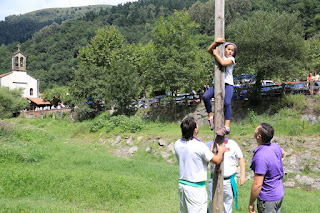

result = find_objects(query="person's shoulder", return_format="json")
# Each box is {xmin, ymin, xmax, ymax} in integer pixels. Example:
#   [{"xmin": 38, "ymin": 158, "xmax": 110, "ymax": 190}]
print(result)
[
  {"xmin": 270, "ymin": 142, "xmax": 283, "ymax": 151},
  {"xmin": 174, "ymin": 138, "xmax": 183, "ymax": 145},
  {"xmin": 270, "ymin": 142, "xmax": 281, "ymax": 148},
  {"xmin": 228, "ymin": 139, "xmax": 240, "ymax": 147},
  {"xmin": 228, "ymin": 139, "xmax": 237, "ymax": 144}
]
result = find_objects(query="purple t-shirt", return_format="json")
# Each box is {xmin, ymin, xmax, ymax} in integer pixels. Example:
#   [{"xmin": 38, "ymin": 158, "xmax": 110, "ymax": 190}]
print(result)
[{"xmin": 250, "ymin": 143, "xmax": 284, "ymax": 201}]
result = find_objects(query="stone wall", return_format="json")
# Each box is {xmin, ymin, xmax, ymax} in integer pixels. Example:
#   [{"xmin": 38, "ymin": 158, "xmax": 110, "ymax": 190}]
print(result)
[{"xmin": 20, "ymin": 108, "xmax": 71, "ymax": 119}]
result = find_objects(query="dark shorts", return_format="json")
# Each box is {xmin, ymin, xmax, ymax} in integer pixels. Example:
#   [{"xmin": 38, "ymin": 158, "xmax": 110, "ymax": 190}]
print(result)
[{"xmin": 257, "ymin": 197, "xmax": 283, "ymax": 213}]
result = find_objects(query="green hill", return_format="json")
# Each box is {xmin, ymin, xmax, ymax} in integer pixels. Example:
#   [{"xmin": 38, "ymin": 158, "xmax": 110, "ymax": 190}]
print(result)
[
  {"xmin": 6, "ymin": 5, "xmax": 112, "ymax": 23},
  {"xmin": 0, "ymin": 5, "xmax": 112, "ymax": 45}
]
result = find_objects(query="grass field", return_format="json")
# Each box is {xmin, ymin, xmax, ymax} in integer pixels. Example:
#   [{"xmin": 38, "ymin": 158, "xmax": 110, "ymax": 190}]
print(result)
[{"xmin": 0, "ymin": 107, "xmax": 319, "ymax": 212}]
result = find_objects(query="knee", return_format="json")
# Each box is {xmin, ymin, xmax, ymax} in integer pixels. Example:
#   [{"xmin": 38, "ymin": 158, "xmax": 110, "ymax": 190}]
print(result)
[
  {"xmin": 202, "ymin": 93, "xmax": 211, "ymax": 102},
  {"xmin": 224, "ymin": 97, "xmax": 232, "ymax": 107}
]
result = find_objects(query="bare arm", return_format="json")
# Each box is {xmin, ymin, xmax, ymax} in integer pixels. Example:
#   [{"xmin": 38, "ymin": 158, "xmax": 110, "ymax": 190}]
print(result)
[
  {"xmin": 210, "ymin": 143, "xmax": 226, "ymax": 164},
  {"xmin": 239, "ymin": 157, "xmax": 246, "ymax": 186},
  {"xmin": 213, "ymin": 49, "xmax": 234, "ymax": 67},
  {"xmin": 207, "ymin": 36, "xmax": 225, "ymax": 55},
  {"xmin": 249, "ymin": 173, "xmax": 264, "ymax": 213},
  {"xmin": 281, "ymin": 149, "xmax": 286, "ymax": 161}
]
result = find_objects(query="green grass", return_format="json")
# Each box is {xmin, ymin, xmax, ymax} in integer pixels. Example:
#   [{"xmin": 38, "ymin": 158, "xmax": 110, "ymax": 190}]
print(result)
[
  {"xmin": 1, "ymin": 97, "xmax": 319, "ymax": 213},
  {"xmin": 0, "ymin": 118, "xmax": 180, "ymax": 212}
]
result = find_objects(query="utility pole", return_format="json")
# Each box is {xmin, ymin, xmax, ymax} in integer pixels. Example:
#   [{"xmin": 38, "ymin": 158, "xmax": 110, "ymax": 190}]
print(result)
[{"xmin": 212, "ymin": 0, "xmax": 225, "ymax": 212}]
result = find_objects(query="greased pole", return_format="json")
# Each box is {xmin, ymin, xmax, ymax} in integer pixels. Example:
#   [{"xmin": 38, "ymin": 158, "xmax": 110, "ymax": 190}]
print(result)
[{"xmin": 212, "ymin": 0, "xmax": 225, "ymax": 212}]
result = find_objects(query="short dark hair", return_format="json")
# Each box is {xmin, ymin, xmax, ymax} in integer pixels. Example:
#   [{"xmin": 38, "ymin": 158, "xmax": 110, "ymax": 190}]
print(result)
[
  {"xmin": 258, "ymin": 123, "xmax": 274, "ymax": 144},
  {"xmin": 181, "ymin": 117, "xmax": 196, "ymax": 140}
]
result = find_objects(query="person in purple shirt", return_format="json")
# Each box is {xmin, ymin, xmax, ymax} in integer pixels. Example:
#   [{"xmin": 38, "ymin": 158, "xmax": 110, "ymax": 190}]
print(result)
[{"xmin": 249, "ymin": 123, "xmax": 286, "ymax": 213}]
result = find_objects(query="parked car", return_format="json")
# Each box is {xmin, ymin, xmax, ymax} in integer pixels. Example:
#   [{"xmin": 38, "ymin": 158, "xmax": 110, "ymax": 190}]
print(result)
[
  {"xmin": 187, "ymin": 94, "xmax": 201, "ymax": 105},
  {"xmin": 261, "ymin": 83, "xmax": 282, "ymax": 97},
  {"xmin": 148, "ymin": 99, "xmax": 158, "ymax": 108},
  {"xmin": 232, "ymin": 85, "xmax": 247, "ymax": 100},
  {"xmin": 175, "ymin": 93, "xmax": 189, "ymax": 105},
  {"xmin": 261, "ymin": 80, "xmax": 275, "ymax": 85},
  {"xmin": 285, "ymin": 83, "xmax": 309, "ymax": 95},
  {"xmin": 233, "ymin": 74, "xmax": 257, "ymax": 86}
]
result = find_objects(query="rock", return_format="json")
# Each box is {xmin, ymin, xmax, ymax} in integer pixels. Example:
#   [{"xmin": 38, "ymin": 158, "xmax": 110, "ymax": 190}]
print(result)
[
  {"xmin": 301, "ymin": 114, "xmax": 318, "ymax": 125},
  {"xmin": 283, "ymin": 181, "xmax": 296, "ymax": 188},
  {"xmin": 99, "ymin": 138, "xmax": 105, "ymax": 144},
  {"xmin": 137, "ymin": 136, "xmax": 144, "ymax": 141},
  {"xmin": 295, "ymin": 175, "xmax": 315, "ymax": 186},
  {"xmin": 167, "ymin": 142, "xmax": 175, "ymax": 153},
  {"xmin": 146, "ymin": 146, "xmax": 152, "ymax": 153},
  {"xmin": 112, "ymin": 136, "xmax": 122, "ymax": 146},
  {"xmin": 99, "ymin": 133, "xmax": 103, "ymax": 137},
  {"xmin": 126, "ymin": 137, "xmax": 133, "ymax": 146},
  {"xmin": 128, "ymin": 146, "xmax": 138, "ymax": 156},
  {"xmin": 158, "ymin": 139, "xmax": 167, "ymax": 147},
  {"xmin": 116, "ymin": 136, "xmax": 121, "ymax": 143},
  {"xmin": 160, "ymin": 151, "xmax": 170, "ymax": 159},
  {"xmin": 285, "ymin": 154, "xmax": 303, "ymax": 173},
  {"xmin": 246, "ymin": 173, "xmax": 253, "ymax": 180},
  {"xmin": 314, "ymin": 178, "xmax": 320, "ymax": 190}
]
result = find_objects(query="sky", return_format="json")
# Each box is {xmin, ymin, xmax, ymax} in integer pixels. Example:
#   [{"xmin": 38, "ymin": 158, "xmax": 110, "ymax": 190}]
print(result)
[{"xmin": 0, "ymin": 0, "xmax": 139, "ymax": 21}]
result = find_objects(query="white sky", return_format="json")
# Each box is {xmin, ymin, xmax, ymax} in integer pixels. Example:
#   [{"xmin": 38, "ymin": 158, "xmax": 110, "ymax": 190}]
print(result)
[{"xmin": 0, "ymin": 0, "xmax": 139, "ymax": 21}]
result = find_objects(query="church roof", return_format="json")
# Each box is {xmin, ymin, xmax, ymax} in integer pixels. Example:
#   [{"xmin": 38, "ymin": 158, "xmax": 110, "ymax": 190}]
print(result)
[
  {"xmin": 12, "ymin": 50, "xmax": 27, "ymax": 57},
  {"xmin": 0, "ymin": 72, "xmax": 13, "ymax": 78},
  {"xmin": 11, "ymin": 44, "xmax": 27, "ymax": 57},
  {"xmin": 27, "ymin": 97, "xmax": 51, "ymax": 105}
]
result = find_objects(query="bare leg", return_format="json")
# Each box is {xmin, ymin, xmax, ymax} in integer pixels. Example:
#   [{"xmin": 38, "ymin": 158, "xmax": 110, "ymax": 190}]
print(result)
[{"xmin": 225, "ymin": 120, "xmax": 230, "ymax": 128}]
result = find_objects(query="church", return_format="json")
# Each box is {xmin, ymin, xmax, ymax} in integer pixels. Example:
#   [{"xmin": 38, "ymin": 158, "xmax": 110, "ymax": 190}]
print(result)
[{"xmin": 0, "ymin": 45, "xmax": 51, "ymax": 109}]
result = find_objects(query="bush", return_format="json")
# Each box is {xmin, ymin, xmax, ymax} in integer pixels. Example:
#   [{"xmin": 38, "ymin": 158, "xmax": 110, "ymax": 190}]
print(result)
[
  {"xmin": 74, "ymin": 102, "xmax": 97, "ymax": 121},
  {"xmin": 0, "ymin": 87, "xmax": 29, "ymax": 119},
  {"xmin": 89, "ymin": 114, "xmax": 145, "ymax": 133},
  {"xmin": 270, "ymin": 94, "xmax": 306, "ymax": 114},
  {"xmin": 90, "ymin": 120, "xmax": 105, "ymax": 132}
]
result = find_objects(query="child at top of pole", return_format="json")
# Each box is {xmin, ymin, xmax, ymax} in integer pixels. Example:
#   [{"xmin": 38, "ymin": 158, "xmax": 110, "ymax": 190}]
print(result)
[{"xmin": 203, "ymin": 36, "xmax": 237, "ymax": 136}]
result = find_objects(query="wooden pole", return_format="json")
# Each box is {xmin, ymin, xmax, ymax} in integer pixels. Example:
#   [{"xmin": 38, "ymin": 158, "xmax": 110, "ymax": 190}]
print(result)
[{"xmin": 212, "ymin": 0, "xmax": 225, "ymax": 213}]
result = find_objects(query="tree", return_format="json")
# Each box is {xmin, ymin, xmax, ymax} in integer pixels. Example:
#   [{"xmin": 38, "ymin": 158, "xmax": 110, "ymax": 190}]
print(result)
[
  {"xmin": 305, "ymin": 35, "xmax": 320, "ymax": 74},
  {"xmin": 189, "ymin": 0, "xmax": 252, "ymax": 35},
  {"xmin": 226, "ymin": 10, "xmax": 306, "ymax": 85},
  {"xmin": 0, "ymin": 44, "xmax": 11, "ymax": 73},
  {"xmin": 150, "ymin": 11, "xmax": 206, "ymax": 96},
  {"xmin": 0, "ymin": 87, "xmax": 29, "ymax": 119},
  {"xmin": 42, "ymin": 86, "xmax": 69, "ymax": 106},
  {"xmin": 72, "ymin": 26, "xmax": 141, "ymax": 118}
]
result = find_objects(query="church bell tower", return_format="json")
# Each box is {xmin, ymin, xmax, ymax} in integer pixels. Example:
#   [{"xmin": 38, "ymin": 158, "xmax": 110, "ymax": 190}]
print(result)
[{"xmin": 11, "ymin": 44, "xmax": 27, "ymax": 71}]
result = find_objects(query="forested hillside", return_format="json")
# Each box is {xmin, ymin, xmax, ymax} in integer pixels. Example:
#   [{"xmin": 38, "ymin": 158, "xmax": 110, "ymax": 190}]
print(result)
[
  {"xmin": 0, "ymin": 0, "xmax": 319, "ymax": 117},
  {"xmin": 0, "ymin": 0, "xmax": 206, "ymax": 90},
  {"xmin": 0, "ymin": 5, "xmax": 112, "ymax": 45}
]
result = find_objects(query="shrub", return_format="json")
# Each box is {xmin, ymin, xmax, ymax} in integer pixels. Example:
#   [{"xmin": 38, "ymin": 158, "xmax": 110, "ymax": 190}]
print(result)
[
  {"xmin": 74, "ymin": 102, "xmax": 97, "ymax": 121},
  {"xmin": 89, "ymin": 114, "xmax": 145, "ymax": 133},
  {"xmin": 105, "ymin": 120, "xmax": 116, "ymax": 133},
  {"xmin": 90, "ymin": 120, "xmax": 105, "ymax": 132},
  {"xmin": 270, "ymin": 94, "xmax": 306, "ymax": 114},
  {"xmin": 0, "ymin": 87, "xmax": 29, "ymax": 119}
]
